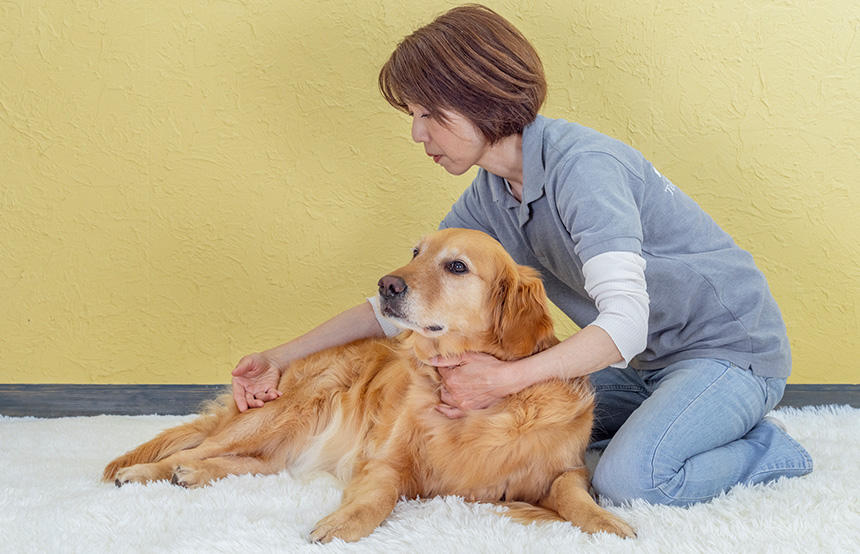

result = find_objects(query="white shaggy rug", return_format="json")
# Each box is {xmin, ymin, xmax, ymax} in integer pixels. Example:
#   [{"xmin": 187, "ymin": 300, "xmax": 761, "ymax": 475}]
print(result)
[{"xmin": 1, "ymin": 405, "xmax": 858, "ymax": 553}]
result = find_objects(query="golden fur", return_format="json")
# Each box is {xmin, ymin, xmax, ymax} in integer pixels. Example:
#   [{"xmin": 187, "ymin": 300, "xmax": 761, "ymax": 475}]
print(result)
[{"xmin": 103, "ymin": 228, "xmax": 634, "ymax": 541}]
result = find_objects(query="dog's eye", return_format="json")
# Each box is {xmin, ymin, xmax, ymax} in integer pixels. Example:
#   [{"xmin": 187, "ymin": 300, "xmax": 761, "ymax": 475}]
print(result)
[
  {"xmin": 412, "ymin": 247, "xmax": 419, "ymax": 258},
  {"xmin": 446, "ymin": 260, "xmax": 468, "ymax": 274}
]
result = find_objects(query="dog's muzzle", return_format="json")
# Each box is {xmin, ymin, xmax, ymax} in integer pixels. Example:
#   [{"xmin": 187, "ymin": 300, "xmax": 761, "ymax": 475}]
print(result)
[{"xmin": 378, "ymin": 274, "xmax": 407, "ymax": 318}]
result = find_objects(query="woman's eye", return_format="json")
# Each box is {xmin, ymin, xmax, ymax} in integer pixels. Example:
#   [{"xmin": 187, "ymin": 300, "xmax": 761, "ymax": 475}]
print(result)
[
  {"xmin": 446, "ymin": 260, "xmax": 468, "ymax": 274},
  {"xmin": 412, "ymin": 247, "xmax": 419, "ymax": 258}
]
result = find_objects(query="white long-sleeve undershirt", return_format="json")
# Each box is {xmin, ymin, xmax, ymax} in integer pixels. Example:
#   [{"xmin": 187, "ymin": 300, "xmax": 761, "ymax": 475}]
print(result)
[{"xmin": 582, "ymin": 250, "xmax": 650, "ymax": 367}]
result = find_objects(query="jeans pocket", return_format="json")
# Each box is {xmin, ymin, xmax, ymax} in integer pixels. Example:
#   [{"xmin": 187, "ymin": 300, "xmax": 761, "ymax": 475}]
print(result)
[{"xmin": 724, "ymin": 361, "xmax": 769, "ymax": 408}]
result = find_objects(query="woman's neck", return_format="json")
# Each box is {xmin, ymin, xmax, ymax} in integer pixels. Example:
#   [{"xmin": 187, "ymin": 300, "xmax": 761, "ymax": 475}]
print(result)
[{"xmin": 477, "ymin": 133, "xmax": 524, "ymax": 201}]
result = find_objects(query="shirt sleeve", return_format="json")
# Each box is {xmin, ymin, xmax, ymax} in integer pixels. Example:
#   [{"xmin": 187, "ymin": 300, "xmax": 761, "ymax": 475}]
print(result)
[
  {"xmin": 555, "ymin": 153, "xmax": 644, "ymax": 263},
  {"xmin": 582, "ymin": 251, "xmax": 650, "ymax": 367},
  {"xmin": 438, "ymin": 177, "xmax": 494, "ymax": 235},
  {"xmin": 366, "ymin": 295, "xmax": 402, "ymax": 337}
]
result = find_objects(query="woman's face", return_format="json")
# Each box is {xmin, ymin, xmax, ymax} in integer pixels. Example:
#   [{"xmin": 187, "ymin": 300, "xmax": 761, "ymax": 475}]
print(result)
[{"xmin": 407, "ymin": 103, "xmax": 488, "ymax": 176}]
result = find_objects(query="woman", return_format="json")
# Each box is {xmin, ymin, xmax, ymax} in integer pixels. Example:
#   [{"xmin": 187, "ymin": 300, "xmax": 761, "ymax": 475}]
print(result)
[{"xmin": 231, "ymin": 5, "xmax": 812, "ymax": 506}]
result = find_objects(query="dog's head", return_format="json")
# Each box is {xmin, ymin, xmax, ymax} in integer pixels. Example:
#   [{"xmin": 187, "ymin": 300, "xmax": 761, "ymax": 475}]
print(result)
[{"xmin": 377, "ymin": 228, "xmax": 557, "ymax": 362}]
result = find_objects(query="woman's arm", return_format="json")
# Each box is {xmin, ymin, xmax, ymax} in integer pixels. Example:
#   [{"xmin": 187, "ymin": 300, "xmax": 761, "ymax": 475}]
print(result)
[
  {"xmin": 435, "ymin": 324, "xmax": 622, "ymax": 418},
  {"xmin": 232, "ymin": 301, "xmax": 386, "ymax": 411},
  {"xmin": 436, "ymin": 248, "xmax": 648, "ymax": 418},
  {"xmin": 265, "ymin": 301, "xmax": 386, "ymax": 367}
]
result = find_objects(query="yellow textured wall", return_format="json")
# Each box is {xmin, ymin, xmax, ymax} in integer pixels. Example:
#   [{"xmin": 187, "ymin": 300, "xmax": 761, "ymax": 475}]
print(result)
[{"xmin": 1, "ymin": 1, "xmax": 857, "ymax": 384}]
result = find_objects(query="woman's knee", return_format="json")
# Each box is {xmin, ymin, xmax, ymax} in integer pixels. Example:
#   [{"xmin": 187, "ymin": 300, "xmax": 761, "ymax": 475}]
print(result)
[{"xmin": 591, "ymin": 450, "xmax": 668, "ymax": 506}]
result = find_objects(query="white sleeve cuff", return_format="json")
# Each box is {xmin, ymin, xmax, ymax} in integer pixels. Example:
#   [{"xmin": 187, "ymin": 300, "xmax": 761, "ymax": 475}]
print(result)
[
  {"xmin": 582, "ymin": 251, "xmax": 650, "ymax": 368},
  {"xmin": 366, "ymin": 295, "xmax": 402, "ymax": 338}
]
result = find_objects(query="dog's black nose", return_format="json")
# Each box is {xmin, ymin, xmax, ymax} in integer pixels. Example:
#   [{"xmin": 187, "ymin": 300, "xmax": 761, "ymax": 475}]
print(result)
[{"xmin": 378, "ymin": 275, "xmax": 407, "ymax": 298}]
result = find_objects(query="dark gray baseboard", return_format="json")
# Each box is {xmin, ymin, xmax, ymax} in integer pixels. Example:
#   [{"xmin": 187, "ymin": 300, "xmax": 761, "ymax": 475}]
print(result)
[
  {"xmin": 0, "ymin": 384, "xmax": 858, "ymax": 418},
  {"xmin": 0, "ymin": 384, "xmax": 228, "ymax": 417},
  {"xmin": 772, "ymin": 384, "xmax": 860, "ymax": 409}
]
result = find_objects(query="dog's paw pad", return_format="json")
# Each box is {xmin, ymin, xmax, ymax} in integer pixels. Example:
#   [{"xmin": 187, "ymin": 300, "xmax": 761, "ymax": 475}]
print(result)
[
  {"xmin": 589, "ymin": 512, "xmax": 636, "ymax": 539},
  {"xmin": 170, "ymin": 466, "xmax": 189, "ymax": 487},
  {"xmin": 170, "ymin": 465, "xmax": 207, "ymax": 488},
  {"xmin": 310, "ymin": 511, "xmax": 375, "ymax": 543},
  {"xmin": 114, "ymin": 466, "xmax": 142, "ymax": 486}
]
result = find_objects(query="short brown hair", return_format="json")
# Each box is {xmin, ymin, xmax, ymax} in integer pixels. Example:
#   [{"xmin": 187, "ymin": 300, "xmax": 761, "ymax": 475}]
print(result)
[{"xmin": 379, "ymin": 4, "xmax": 546, "ymax": 144}]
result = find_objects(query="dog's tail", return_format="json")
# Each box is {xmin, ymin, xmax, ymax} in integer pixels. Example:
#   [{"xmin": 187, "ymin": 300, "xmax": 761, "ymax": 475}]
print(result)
[
  {"xmin": 493, "ymin": 501, "xmax": 566, "ymax": 524},
  {"xmin": 102, "ymin": 392, "xmax": 236, "ymax": 482}
]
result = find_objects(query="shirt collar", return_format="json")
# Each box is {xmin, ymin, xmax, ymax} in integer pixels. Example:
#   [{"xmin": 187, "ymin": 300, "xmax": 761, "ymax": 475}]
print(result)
[
  {"xmin": 487, "ymin": 115, "xmax": 548, "ymax": 224},
  {"xmin": 489, "ymin": 174, "xmax": 520, "ymax": 208},
  {"xmin": 521, "ymin": 115, "xmax": 547, "ymax": 203}
]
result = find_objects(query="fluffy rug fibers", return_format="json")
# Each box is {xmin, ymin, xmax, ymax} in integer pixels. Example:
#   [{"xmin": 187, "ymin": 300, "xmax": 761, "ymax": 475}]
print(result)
[{"xmin": 1, "ymin": 405, "xmax": 858, "ymax": 553}]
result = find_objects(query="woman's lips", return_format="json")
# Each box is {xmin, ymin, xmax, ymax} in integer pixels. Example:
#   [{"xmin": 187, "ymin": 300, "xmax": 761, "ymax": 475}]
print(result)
[{"xmin": 432, "ymin": 155, "xmax": 441, "ymax": 163}]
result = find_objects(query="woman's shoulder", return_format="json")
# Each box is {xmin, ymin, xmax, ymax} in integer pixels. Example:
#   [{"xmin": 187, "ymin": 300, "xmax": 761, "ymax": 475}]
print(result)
[
  {"xmin": 533, "ymin": 115, "xmax": 648, "ymax": 182},
  {"xmin": 536, "ymin": 114, "xmax": 624, "ymax": 153}
]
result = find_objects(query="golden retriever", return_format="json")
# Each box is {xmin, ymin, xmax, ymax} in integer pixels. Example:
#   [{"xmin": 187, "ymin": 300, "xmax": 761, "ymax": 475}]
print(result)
[{"xmin": 103, "ymin": 228, "xmax": 635, "ymax": 541}]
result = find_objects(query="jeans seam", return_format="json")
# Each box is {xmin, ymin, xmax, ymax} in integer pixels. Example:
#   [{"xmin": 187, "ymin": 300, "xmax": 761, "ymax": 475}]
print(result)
[
  {"xmin": 748, "ymin": 464, "xmax": 812, "ymax": 481},
  {"xmin": 592, "ymin": 384, "xmax": 646, "ymax": 393},
  {"xmin": 748, "ymin": 427, "xmax": 814, "ymax": 478},
  {"xmin": 748, "ymin": 436, "xmax": 814, "ymax": 481},
  {"xmin": 649, "ymin": 364, "xmax": 733, "ymax": 496},
  {"xmin": 763, "ymin": 376, "xmax": 787, "ymax": 412}
]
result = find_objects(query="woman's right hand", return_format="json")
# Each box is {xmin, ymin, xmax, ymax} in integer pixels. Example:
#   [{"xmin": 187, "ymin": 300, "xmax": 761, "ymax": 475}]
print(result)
[
  {"xmin": 231, "ymin": 352, "xmax": 284, "ymax": 412},
  {"xmin": 230, "ymin": 302, "xmax": 384, "ymax": 412}
]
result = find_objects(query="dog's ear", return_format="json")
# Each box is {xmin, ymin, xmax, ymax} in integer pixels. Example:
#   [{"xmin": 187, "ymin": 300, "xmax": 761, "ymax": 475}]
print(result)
[{"xmin": 489, "ymin": 263, "xmax": 557, "ymax": 359}]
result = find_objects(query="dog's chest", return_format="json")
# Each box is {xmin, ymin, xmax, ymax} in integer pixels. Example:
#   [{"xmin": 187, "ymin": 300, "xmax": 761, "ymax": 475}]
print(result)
[
  {"xmin": 411, "ymin": 407, "xmax": 557, "ymax": 503},
  {"xmin": 404, "ymin": 378, "xmax": 593, "ymax": 503}
]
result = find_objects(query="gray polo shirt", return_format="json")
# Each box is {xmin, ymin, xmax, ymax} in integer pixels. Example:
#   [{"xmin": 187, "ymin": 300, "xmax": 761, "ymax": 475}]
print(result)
[{"xmin": 439, "ymin": 115, "xmax": 791, "ymax": 378}]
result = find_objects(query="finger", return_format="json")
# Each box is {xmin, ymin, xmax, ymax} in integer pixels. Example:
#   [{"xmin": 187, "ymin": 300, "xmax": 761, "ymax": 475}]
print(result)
[
  {"xmin": 260, "ymin": 388, "xmax": 281, "ymax": 401},
  {"xmin": 232, "ymin": 381, "xmax": 249, "ymax": 412},
  {"xmin": 431, "ymin": 355, "xmax": 465, "ymax": 368},
  {"xmin": 439, "ymin": 387, "xmax": 457, "ymax": 407},
  {"xmin": 231, "ymin": 361, "xmax": 251, "ymax": 376},
  {"xmin": 435, "ymin": 404, "xmax": 466, "ymax": 419},
  {"xmin": 437, "ymin": 365, "xmax": 460, "ymax": 379},
  {"xmin": 245, "ymin": 391, "xmax": 263, "ymax": 409}
]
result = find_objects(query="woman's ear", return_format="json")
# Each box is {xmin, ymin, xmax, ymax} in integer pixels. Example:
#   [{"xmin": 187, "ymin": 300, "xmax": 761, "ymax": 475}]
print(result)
[{"xmin": 490, "ymin": 263, "xmax": 556, "ymax": 359}]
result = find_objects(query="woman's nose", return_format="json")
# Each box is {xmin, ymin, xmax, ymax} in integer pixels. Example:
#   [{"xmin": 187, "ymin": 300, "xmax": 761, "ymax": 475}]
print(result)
[{"xmin": 411, "ymin": 118, "xmax": 428, "ymax": 143}]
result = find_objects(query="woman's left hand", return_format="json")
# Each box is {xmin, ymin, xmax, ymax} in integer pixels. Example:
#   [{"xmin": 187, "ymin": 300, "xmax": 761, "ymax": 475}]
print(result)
[{"xmin": 432, "ymin": 352, "xmax": 524, "ymax": 419}]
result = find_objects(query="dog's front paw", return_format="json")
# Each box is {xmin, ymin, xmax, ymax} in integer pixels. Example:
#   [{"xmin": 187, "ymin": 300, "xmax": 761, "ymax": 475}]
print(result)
[
  {"xmin": 170, "ymin": 465, "xmax": 209, "ymax": 488},
  {"xmin": 103, "ymin": 460, "xmax": 124, "ymax": 482},
  {"xmin": 310, "ymin": 509, "xmax": 377, "ymax": 543},
  {"xmin": 114, "ymin": 463, "xmax": 164, "ymax": 487},
  {"xmin": 104, "ymin": 453, "xmax": 140, "ymax": 482},
  {"xmin": 583, "ymin": 510, "xmax": 636, "ymax": 539}
]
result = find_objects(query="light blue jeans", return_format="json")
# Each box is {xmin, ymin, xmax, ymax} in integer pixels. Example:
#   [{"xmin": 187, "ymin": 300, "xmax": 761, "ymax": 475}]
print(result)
[{"xmin": 589, "ymin": 358, "xmax": 813, "ymax": 506}]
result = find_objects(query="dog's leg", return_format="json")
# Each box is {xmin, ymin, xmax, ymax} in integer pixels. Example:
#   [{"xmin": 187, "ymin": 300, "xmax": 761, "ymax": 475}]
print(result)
[
  {"xmin": 112, "ymin": 446, "xmax": 221, "ymax": 486},
  {"xmin": 114, "ymin": 399, "xmax": 315, "ymax": 487},
  {"xmin": 112, "ymin": 460, "xmax": 175, "ymax": 485},
  {"xmin": 103, "ymin": 418, "xmax": 217, "ymax": 481},
  {"xmin": 169, "ymin": 455, "xmax": 280, "ymax": 488},
  {"xmin": 103, "ymin": 397, "xmax": 238, "ymax": 482},
  {"xmin": 538, "ymin": 467, "xmax": 635, "ymax": 538},
  {"xmin": 309, "ymin": 460, "xmax": 401, "ymax": 543},
  {"xmin": 113, "ymin": 435, "xmax": 260, "ymax": 486}
]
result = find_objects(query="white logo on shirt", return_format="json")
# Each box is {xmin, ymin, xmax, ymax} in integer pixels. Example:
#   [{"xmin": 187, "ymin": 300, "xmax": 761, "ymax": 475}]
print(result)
[{"xmin": 652, "ymin": 166, "xmax": 677, "ymax": 196}]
